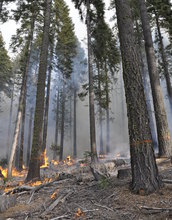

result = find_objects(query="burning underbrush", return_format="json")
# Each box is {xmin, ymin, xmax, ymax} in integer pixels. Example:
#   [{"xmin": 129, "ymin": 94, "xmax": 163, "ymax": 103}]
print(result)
[
  {"xmin": 0, "ymin": 153, "xmax": 129, "ymax": 194},
  {"xmin": 2, "ymin": 154, "xmax": 172, "ymax": 219}
]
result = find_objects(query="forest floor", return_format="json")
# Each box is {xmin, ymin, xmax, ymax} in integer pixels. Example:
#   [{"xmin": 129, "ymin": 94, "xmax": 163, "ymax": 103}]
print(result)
[{"xmin": 0, "ymin": 157, "xmax": 172, "ymax": 220}]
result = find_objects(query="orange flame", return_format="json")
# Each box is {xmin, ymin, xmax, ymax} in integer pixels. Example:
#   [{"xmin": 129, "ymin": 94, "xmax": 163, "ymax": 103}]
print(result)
[
  {"xmin": 40, "ymin": 150, "xmax": 49, "ymax": 168},
  {"xmin": 12, "ymin": 168, "xmax": 25, "ymax": 177},
  {"xmin": 51, "ymin": 160, "xmax": 59, "ymax": 166},
  {"xmin": 0, "ymin": 167, "xmax": 25, "ymax": 178},
  {"xmin": 75, "ymin": 208, "xmax": 85, "ymax": 218},
  {"xmin": 51, "ymin": 190, "xmax": 58, "ymax": 199},
  {"xmin": 0, "ymin": 166, "xmax": 7, "ymax": 178},
  {"xmin": 30, "ymin": 181, "xmax": 42, "ymax": 187},
  {"xmin": 66, "ymin": 155, "xmax": 73, "ymax": 166}
]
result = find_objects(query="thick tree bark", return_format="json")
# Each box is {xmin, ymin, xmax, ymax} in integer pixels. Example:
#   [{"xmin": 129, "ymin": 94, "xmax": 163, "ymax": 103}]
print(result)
[
  {"xmin": 25, "ymin": 0, "xmax": 52, "ymax": 182},
  {"xmin": 73, "ymin": 88, "xmax": 77, "ymax": 159},
  {"xmin": 138, "ymin": 0, "xmax": 171, "ymax": 157},
  {"xmin": 59, "ymin": 80, "xmax": 65, "ymax": 161},
  {"xmin": 135, "ymin": 20, "xmax": 158, "ymax": 150},
  {"xmin": 115, "ymin": 0, "xmax": 161, "ymax": 194},
  {"xmin": 54, "ymin": 89, "xmax": 60, "ymax": 160},
  {"xmin": 41, "ymin": 45, "xmax": 53, "ymax": 164},
  {"xmin": 86, "ymin": 0, "xmax": 98, "ymax": 162},
  {"xmin": 26, "ymin": 107, "xmax": 33, "ymax": 167}
]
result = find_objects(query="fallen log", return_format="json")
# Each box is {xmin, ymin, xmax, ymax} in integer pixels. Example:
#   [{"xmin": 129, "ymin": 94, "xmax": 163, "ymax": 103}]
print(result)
[
  {"xmin": 140, "ymin": 205, "xmax": 172, "ymax": 215},
  {"xmin": 5, "ymin": 185, "xmax": 34, "ymax": 195},
  {"xmin": 162, "ymin": 179, "xmax": 172, "ymax": 184},
  {"xmin": 5, "ymin": 173, "xmax": 73, "ymax": 196},
  {"xmin": 41, "ymin": 191, "xmax": 73, "ymax": 216},
  {"xmin": 0, "ymin": 195, "xmax": 16, "ymax": 213}
]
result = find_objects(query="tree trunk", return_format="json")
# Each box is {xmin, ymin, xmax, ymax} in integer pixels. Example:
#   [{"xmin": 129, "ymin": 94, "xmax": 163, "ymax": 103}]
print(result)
[
  {"xmin": 105, "ymin": 63, "xmax": 110, "ymax": 154},
  {"xmin": 73, "ymin": 88, "xmax": 77, "ymax": 158},
  {"xmin": 69, "ymin": 93, "xmax": 72, "ymax": 143},
  {"xmin": 6, "ymin": 83, "xmax": 14, "ymax": 161},
  {"xmin": 41, "ymin": 45, "xmax": 53, "ymax": 164},
  {"xmin": 7, "ymin": 5, "xmax": 36, "ymax": 178},
  {"xmin": 138, "ymin": 0, "xmax": 171, "ymax": 157},
  {"xmin": 115, "ymin": 0, "xmax": 161, "ymax": 194},
  {"xmin": 59, "ymin": 80, "xmax": 65, "ymax": 161},
  {"xmin": 19, "ymin": 11, "xmax": 36, "ymax": 171},
  {"xmin": 25, "ymin": 0, "xmax": 52, "ymax": 182},
  {"xmin": 7, "ymin": 78, "xmax": 26, "ymax": 178},
  {"xmin": 97, "ymin": 63, "xmax": 104, "ymax": 155},
  {"xmin": 18, "ymin": 97, "xmax": 26, "ymax": 170},
  {"xmin": 154, "ymin": 9, "xmax": 172, "ymax": 99},
  {"xmin": 26, "ymin": 107, "xmax": 33, "ymax": 167},
  {"xmin": 0, "ymin": 1, "xmax": 3, "ymax": 13},
  {"xmin": 86, "ymin": 0, "xmax": 97, "ymax": 162},
  {"xmin": 54, "ymin": 89, "xmax": 60, "ymax": 160},
  {"xmin": 135, "ymin": 20, "xmax": 158, "ymax": 150}
]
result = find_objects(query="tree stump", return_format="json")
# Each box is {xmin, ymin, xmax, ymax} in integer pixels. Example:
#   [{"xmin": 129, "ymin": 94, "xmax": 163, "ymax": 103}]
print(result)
[
  {"xmin": 117, "ymin": 168, "xmax": 131, "ymax": 179},
  {"xmin": 0, "ymin": 195, "xmax": 16, "ymax": 213},
  {"xmin": 114, "ymin": 159, "xmax": 126, "ymax": 167}
]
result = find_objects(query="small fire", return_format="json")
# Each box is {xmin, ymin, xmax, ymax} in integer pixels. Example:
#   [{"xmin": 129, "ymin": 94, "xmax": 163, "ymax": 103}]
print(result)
[
  {"xmin": 51, "ymin": 190, "xmax": 58, "ymax": 199},
  {"xmin": 66, "ymin": 155, "xmax": 74, "ymax": 166},
  {"xmin": 12, "ymin": 168, "xmax": 25, "ymax": 177},
  {"xmin": 29, "ymin": 181, "xmax": 42, "ymax": 187},
  {"xmin": 51, "ymin": 160, "xmax": 59, "ymax": 166},
  {"xmin": 40, "ymin": 150, "xmax": 49, "ymax": 168},
  {"xmin": 4, "ymin": 186, "xmax": 14, "ymax": 193},
  {"xmin": 0, "ymin": 166, "xmax": 7, "ymax": 178},
  {"xmin": 75, "ymin": 208, "xmax": 85, "ymax": 218},
  {"xmin": 22, "ymin": 164, "xmax": 26, "ymax": 170},
  {"xmin": 0, "ymin": 167, "xmax": 25, "ymax": 178}
]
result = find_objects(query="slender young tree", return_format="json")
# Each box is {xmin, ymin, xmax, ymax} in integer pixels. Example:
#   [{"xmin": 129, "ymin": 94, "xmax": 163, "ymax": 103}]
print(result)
[
  {"xmin": 72, "ymin": 41, "xmax": 87, "ymax": 158},
  {"xmin": 59, "ymin": 79, "xmax": 66, "ymax": 161},
  {"xmin": 26, "ymin": 107, "xmax": 33, "ymax": 167},
  {"xmin": 41, "ymin": 45, "xmax": 54, "ymax": 164},
  {"xmin": 115, "ymin": 0, "xmax": 161, "ymax": 194},
  {"xmin": 25, "ymin": 0, "xmax": 52, "ymax": 182},
  {"xmin": 55, "ymin": 0, "xmax": 76, "ymax": 161},
  {"xmin": 72, "ymin": 0, "xmax": 105, "ymax": 161},
  {"xmin": 54, "ymin": 88, "xmax": 60, "ymax": 160},
  {"xmin": 8, "ymin": 1, "xmax": 37, "ymax": 176},
  {"xmin": 91, "ymin": 15, "xmax": 120, "ymax": 155},
  {"xmin": 86, "ymin": 0, "xmax": 97, "ymax": 161},
  {"xmin": 138, "ymin": 0, "xmax": 172, "ymax": 157},
  {"xmin": 153, "ymin": 8, "xmax": 172, "ymax": 99}
]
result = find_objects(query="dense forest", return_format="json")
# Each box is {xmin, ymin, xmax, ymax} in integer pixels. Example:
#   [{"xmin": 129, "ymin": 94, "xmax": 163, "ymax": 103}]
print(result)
[{"xmin": 1, "ymin": 0, "xmax": 172, "ymax": 219}]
